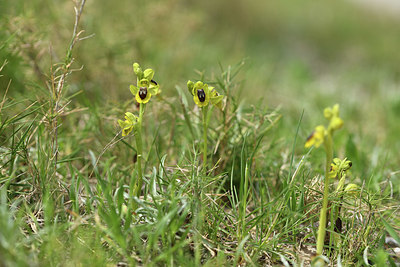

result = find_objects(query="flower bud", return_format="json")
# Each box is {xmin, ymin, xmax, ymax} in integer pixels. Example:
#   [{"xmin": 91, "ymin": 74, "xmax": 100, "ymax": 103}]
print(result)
[
  {"xmin": 133, "ymin": 63, "xmax": 142, "ymax": 77},
  {"xmin": 344, "ymin": 183, "xmax": 359, "ymax": 196},
  {"xmin": 187, "ymin": 80, "xmax": 194, "ymax": 95}
]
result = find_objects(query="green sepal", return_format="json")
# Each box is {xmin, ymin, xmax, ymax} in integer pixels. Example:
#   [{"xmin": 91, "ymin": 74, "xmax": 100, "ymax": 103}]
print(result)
[
  {"xmin": 187, "ymin": 80, "xmax": 194, "ymax": 95},
  {"xmin": 211, "ymin": 94, "xmax": 224, "ymax": 109},
  {"xmin": 130, "ymin": 85, "xmax": 139, "ymax": 96},
  {"xmin": 148, "ymin": 84, "xmax": 159, "ymax": 95},
  {"xmin": 143, "ymin": 68, "xmax": 154, "ymax": 81},
  {"xmin": 125, "ymin": 112, "xmax": 137, "ymax": 123},
  {"xmin": 209, "ymin": 87, "xmax": 224, "ymax": 109},
  {"xmin": 118, "ymin": 119, "xmax": 127, "ymax": 129}
]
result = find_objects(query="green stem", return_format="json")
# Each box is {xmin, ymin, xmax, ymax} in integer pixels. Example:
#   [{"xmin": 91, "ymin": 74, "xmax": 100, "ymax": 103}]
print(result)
[
  {"xmin": 202, "ymin": 107, "xmax": 208, "ymax": 170},
  {"xmin": 316, "ymin": 133, "xmax": 333, "ymax": 255},
  {"xmin": 133, "ymin": 103, "xmax": 145, "ymax": 198}
]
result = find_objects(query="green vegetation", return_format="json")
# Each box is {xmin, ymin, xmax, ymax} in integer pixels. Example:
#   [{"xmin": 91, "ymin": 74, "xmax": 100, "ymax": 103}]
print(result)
[{"xmin": 1, "ymin": 0, "xmax": 400, "ymax": 265}]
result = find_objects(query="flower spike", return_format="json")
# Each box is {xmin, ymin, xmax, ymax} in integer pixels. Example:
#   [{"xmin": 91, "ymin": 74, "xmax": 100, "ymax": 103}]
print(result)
[
  {"xmin": 304, "ymin": 103, "xmax": 345, "ymax": 259},
  {"xmin": 130, "ymin": 63, "xmax": 160, "ymax": 104},
  {"xmin": 187, "ymin": 79, "xmax": 225, "ymax": 170},
  {"xmin": 324, "ymin": 104, "xmax": 343, "ymax": 131}
]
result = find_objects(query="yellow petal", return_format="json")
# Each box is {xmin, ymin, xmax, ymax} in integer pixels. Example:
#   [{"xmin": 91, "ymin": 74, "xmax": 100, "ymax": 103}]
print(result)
[
  {"xmin": 118, "ymin": 119, "xmax": 127, "ymax": 129},
  {"xmin": 328, "ymin": 170, "xmax": 337, "ymax": 179},
  {"xmin": 136, "ymin": 91, "xmax": 152, "ymax": 104},
  {"xmin": 332, "ymin": 104, "xmax": 340, "ymax": 117},
  {"xmin": 122, "ymin": 125, "xmax": 134, "ymax": 136},
  {"xmin": 305, "ymin": 125, "xmax": 326, "ymax": 148},
  {"xmin": 329, "ymin": 116, "xmax": 344, "ymax": 131},
  {"xmin": 324, "ymin": 107, "xmax": 333, "ymax": 120}
]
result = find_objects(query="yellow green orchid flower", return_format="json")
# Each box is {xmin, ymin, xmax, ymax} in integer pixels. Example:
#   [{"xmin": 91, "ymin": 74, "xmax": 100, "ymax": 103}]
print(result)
[
  {"xmin": 118, "ymin": 112, "xmax": 138, "ymax": 136},
  {"xmin": 329, "ymin": 157, "xmax": 353, "ymax": 192},
  {"xmin": 304, "ymin": 104, "xmax": 343, "ymax": 149},
  {"xmin": 305, "ymin": 125, "xmax": 326, "ymax": 148},
  {"xmin": 329, "ymin": 157, "xmax": 352, "ymax": 179},
  {"xmin": 130, "ymin": 63, "xmax": 160, "ymax": 104},
  {"xmin": 324, "ymin": 104, "xmax": 344, "ymax": 131},
  {"xmin": 187, "ymin": 80, "xmax": 224, "ymax": 109}
]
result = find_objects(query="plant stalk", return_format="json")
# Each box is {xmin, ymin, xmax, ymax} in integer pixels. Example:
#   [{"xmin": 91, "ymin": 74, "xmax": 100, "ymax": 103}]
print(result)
[
  {"xmin": 133, "ymin": 103, "xmax": 145, "ymax": 197},
  {"xmin": 316, "ymin": 133, "xmax": 333, "ymax": 255},
  {"xmin": 202, "ymin": 107, "xmax": 208, "ymax": 170}
]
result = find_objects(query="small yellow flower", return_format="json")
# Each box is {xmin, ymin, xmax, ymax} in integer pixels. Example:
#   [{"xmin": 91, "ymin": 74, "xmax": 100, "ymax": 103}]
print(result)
[
  {"xmin": 330, "ymin": 157, "xmax": 352, "ymax": 178},
  {"xmin": 118, "ymin": 112, "xmax": 138, "ymax": 136},
  {"xmin": 333, "ymin": 157, "xmax": 352, "ymax": 172},
  {"xmin": 323, "ymin": 104, "xmax": 339, "ymax": 120},
  {"xmin": 187, "ymin": 80, "xmax": 224, "ymax": 108},
  {"xmin": 324, "ymin": 104, "xmax": 343, "ymax": 131},
  {"xmin": 329, "ymin": 158, "xmax": 340, "ymax": 178},
  {"xmin": 330, "ymin": 157, "xmax": 353, "ymax": 192},
  {"xmin": 329, "ymin": 116, "xmax": 344, "ymax": 131},
  {"xmin": 130, "ymin": 63, "xmax": 160, "ymax": 104},
  {"xmin": 305, "ymin": 104, "xmax": 344, "ymax": 149},
  {"xmin": 305, "ymin": 125, "xmax": 326, "ymax": 148}
]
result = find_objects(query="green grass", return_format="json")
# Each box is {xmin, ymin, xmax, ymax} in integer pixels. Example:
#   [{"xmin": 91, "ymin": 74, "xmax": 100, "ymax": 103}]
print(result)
[{"xmin": 1, "ymin": 0, "xmax": 400, "ymax": 265}]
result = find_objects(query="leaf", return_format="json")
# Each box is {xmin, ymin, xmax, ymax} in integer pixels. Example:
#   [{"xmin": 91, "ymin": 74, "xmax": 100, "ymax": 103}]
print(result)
[
  {"xmin": 382, "ymin": 217, "xmax": 400, "ymax": 245},
  {"xmin": 363, "ymin": 246, "xmax": 370, "ymax": 266}
]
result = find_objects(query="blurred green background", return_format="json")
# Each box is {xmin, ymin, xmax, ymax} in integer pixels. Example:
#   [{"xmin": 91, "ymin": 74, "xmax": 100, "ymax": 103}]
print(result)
[{"xmin": 1, "ymin": 0, "xmax": 400, "ymax": 181}]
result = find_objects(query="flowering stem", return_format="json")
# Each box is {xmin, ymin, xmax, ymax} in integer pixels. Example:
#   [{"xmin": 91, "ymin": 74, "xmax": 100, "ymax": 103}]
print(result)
[
  {"xmin": 316, "ymin": 133, "xmax": 333, "ymax": 255},
  {"xmin": 202, "ymin": 107, "xmax": 208, "ymax": 170},
  {"xmin": 133, "ymin": 103, "xmax": 145, "ymax": 198}
]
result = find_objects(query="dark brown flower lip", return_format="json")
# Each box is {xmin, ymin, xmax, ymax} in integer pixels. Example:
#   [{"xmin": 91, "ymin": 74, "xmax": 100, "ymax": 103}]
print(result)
[
  {"xmin": 197, "ymin": 89, "xmax": 206, "ymax": 102},
  {"xmin": 139, "ymin": 87, "xmax": 148, "ymax": 100},
  {"xmin": 306, "ymin": 131, "xmax": 315, "ymax": 142}
]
